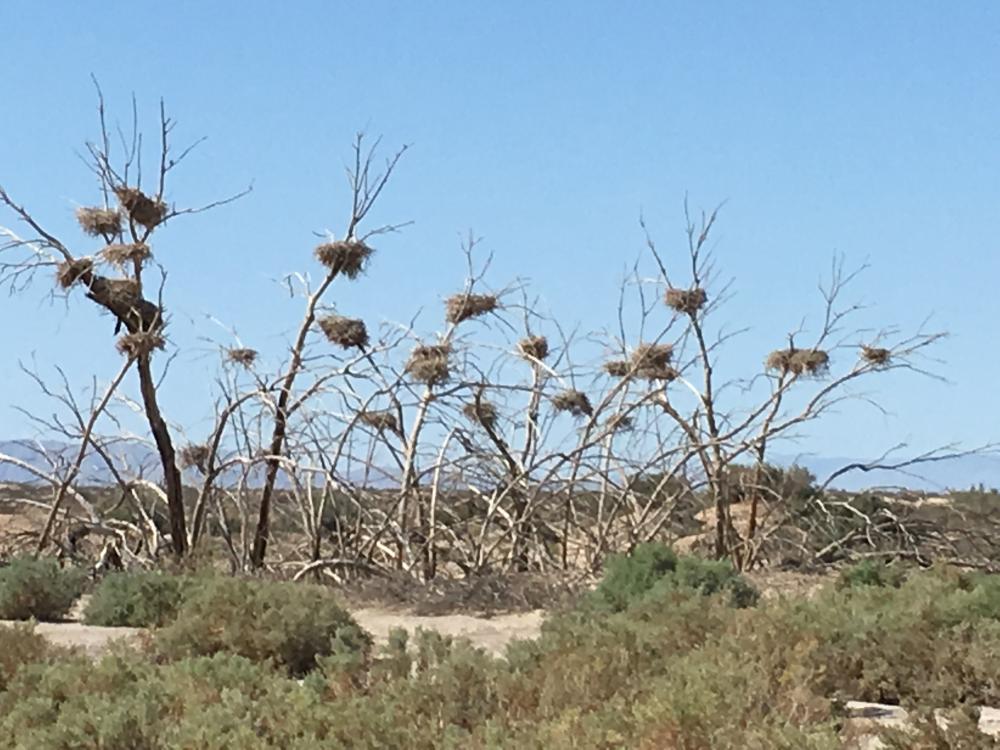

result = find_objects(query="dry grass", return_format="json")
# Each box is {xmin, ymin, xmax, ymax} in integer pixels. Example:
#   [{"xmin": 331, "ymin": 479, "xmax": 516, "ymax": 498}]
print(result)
[
  {"xmin": 552, "ymin": 389, "xmax": 593, "ymax": 417},
  {"xmin": 406, "ymin": 343, "xmax": 451, "ymax": 385},
  {"xmin": 114, "ymin": 187, "xmax": 167, "ymax": 231},
  {"xmin": 445, "ymin": 293, "xmax": 498, "ymax": 324},
  {"xmin": 665, "ymin": 286, "xmax": 708, "ymax": 315},
  {"xmin": 115, "ymin": 330, "xmax": 165, "ymax": 358},
  {"xmin": 100, "ymin": 243, "xmax": 151, "ymax": 268},
  {"xmin": 518, "ymin": 335, "xmax": 549, "ymax": 362},
  {"xmin": 318, "ymin": 315, "xmax": 368, "ymax": 349},
  {"xmin": 226, "ymin": 348, "xmax": 258, "ymax": 367},
  {"xmin": 314, "ymin": 240, "xmax": 373, "ymax": 279},
  {"xmin": 75, "ymin": 207, "xmax": 122, "ymax": 237},
  {"xmin": 56, "ymin": 257, "xmax": 94, "ymax": 289}
]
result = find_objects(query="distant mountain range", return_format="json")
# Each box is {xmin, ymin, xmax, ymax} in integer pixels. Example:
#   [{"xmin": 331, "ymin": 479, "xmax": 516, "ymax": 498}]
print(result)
[{"xmin": 1, "ymin": 440, "xmax": 998, "ymax": 493}]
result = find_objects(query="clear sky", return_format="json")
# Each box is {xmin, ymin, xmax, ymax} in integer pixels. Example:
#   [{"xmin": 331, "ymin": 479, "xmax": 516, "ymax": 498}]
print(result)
[{"xmin": 1, "ymin": 1, "xmax": 998, "ymax": 461}]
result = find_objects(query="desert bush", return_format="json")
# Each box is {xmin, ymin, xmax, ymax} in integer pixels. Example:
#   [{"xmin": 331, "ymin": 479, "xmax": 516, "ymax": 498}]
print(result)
[
  {"xmin": 838, "ymin": 558, "xmax": 907, "ymax": 589},
  {"xmin": 0, "ymin": 557, "xmax": 85, "ymax": 621},
  {"xmin": 83, "ymin": 572, "xmax": 192, "ymax": 627},
  {"xmin": 152, "ymin": 577, "xmax": 370, "ymax": 675},
  {"xmin": 0, "ymin": 623, "xmax": 58, "ymax": 692}
]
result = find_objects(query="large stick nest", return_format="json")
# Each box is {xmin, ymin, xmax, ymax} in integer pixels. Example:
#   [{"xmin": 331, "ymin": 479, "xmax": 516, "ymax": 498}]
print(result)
[
  {"xmin": 75, "ymin": 207, "xmax": 122, "ymax": 238},
  {"xmin": 445, "ymin": 293, "xmax": 498, "ymax": 324},
  {"xmin": 314, "ymin": 240, "xmax": 373, "ymax": 279},
  {"xmin": 861, "ymin": 345, "xmax": 892, "ymax": 367},
  {"xmin": 114, "ymin": 187, "xmax": 167, "ymax": 231},
  {"xmin": 518, "ymin": 335, "xmax": 549, "ymax": 362},
  {"xmin": 116, "ymin": 330, "xmax": 165, "ymax": 358},
  {"xmin": 406, "ymin": 343, "xmax": 451, "ymax": 386},
  {"xmin": 358, "ymin": 409, "xmax": 399, "ymax": 434},
  {"xmin": 665, "ymin": 287, "xmax": 708, "ymax": 315},
  {"xmin": 766, "ymin": 347, "xmax": 830, "ymax": 376},
  {"xmin": 226, "ymin": 348, "xmax": 258, "ymax": 367},
  {"xmin": 56, "ymin": 257, "xmax": 94, "ymax": 289},
  {"xmin": 178, "ymin": 443, "xmax": 210, "ymax": 473},
  {"xmin": 603, "ymin": 360, "xmax": 630, "ymax": 378},
  {"xmin": 318, "ymin": 315, "xmax": 369, "ymax": 349},
  {"xmin": 463, "ymin": 399, "xmax": 498, "ymax": 431},
  {"xmin": 552, "ymin": 389, "xmax": 593, "ymax": 418},
  {"xmin": 101, "ymin": 243, "xmax": 151, "ymax": 268},
  {"xmin": 630, "ymin": 343, "xmax": 677, "ymax": 381},
  {"xmin": 86, "ymin": 276, "xmax": 164, "ymax": 334}
]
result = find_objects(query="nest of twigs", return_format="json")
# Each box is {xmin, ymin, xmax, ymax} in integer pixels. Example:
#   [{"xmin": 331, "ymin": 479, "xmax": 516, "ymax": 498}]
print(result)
[
  {"xmin": 314, "ymin": 239, "xmax": 373, "ymax": 279},
  {"xmin": 552, "ymin": 389, "xmax": 593, "ymax": 417},
  {"xmin": 226, "ymin": 348, "xmax": 258, "ymax": 367},
  {"xmin": 406, "ymin": 343, "xmax": 451, "ymax": 385},
  {"xmin": 630, "ymin": 343, "xmax": 677, "ymax": 381},
  {"xmin": 603, "ymin": 360, "xmax": 630, "ymax": 378},
  {"xmin": 75, "ymin": 207, "xmax": 122, "ymax": 237},
  {"xmin": 56, "ymin": 257, "xmax": 94, "ymax": 289},
  {"xmin": 766, "ymin": 347, "xmax": 830, "ymax": 376},
  {"xmin": 318, "ymin": 315, "xmax": 368, "ymax": 349},
  {"xmin": 115, "ymin": 330, "xmax": 165, "ymax": 358},
  {"xmin": 445, "ymin": 293, "xmax": 498, "ymax": 324},
  {"xmin": 607, "ymin": 414, "xmax": 633, "ymax": 432},
  {"xmin": 178, "ymin": 444, "xmax": 210, "ymax": 473},
  {"xmin": 114, "ymin": 187, "xmax": 167, "ymax": 231},
  {"xmin": 358, "ymin": 409, "xmax": 399, "ymax": 434},
  {"xmin": 518, "ymin": 335, "xmax": 549, "ymax": 361},
  {"xmin": 861, "ymin": 345, "xmax": 892, "ymax": 367},
  {"xmin": 101, "ymin": 243, "xmax": 151, "ymax": 268},
  {"xmin": 463, "ymin": 399, "xmax": 498, "ymax": 430},
  {"xmin": 665, "ymin": 287, "xmax": 708, "ymax": 315}
]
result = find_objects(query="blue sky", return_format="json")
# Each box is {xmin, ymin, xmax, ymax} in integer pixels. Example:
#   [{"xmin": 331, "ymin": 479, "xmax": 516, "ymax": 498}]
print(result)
[{"xmin": 1, "ymin": 1, "xmax": 998, "ymax": 461}]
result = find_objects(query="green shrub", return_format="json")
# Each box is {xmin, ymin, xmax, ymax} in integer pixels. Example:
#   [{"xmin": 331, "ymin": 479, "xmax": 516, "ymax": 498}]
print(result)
[
  {"xmin": 838, "ymin": 559, "xmax": 907, "ymax": 589},
  {"xmin": 666, "ymin": 555, "xmax": 760, "ymax": 608},
  {"xmin": 83, "ymin": 572, "xmax": 191, "ymax": 627},
  {"xmin": 152, "ymin": 577, "xmax": 371, "ymax": 676},
  {"xmin": 589, "ymin": 542, "xmax": 678, "ymax": 611},
  {"xmin": 0, "ymin": 622, "xmax": 56, "ymax": 692},
  {"xmin": 0, "ymin": 557, "xmax": 86, "ymax": 621}
]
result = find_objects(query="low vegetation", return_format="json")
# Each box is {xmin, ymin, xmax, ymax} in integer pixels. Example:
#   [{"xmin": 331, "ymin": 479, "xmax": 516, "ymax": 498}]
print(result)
[{"xmin": 0, "ymin": 557, "xmax": 85, "ymax": 621}]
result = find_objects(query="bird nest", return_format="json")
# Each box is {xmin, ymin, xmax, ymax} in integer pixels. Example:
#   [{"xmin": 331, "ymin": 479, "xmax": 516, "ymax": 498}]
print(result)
[
  {"xmin": 116, "ymin": 330, "xmax": 165, "ymax": 358},
  {"xmin": 358, "ymin": 409, "xmax": 399, "ymax": 434},
  {"xmin": 463, "ymin": 399, "xmax": 498, "ymax": 430},
  {"xmin": 665, "ymin": 287, "xmax": 708, "ymax": 315},
  {"xmin": 114, "ymin": 187, "xmax": 167, "ymax": 231},
  {"xmin": 445, "ymin": 293, "xmax": 498, "ymax": 324},
  {"xmin": 552, "ymin": 389, "xmax": 593, "ymax": 417},
  {"xmin": 630, "ymin": 343, "xmax": 677, "ymax": 381},
  {"xmin": 56, "ymin": 257, "xmax": 94, "ymax": 289},
  {"xmin": 603, "ymin": 360, "xmax": 630, "ymax": 378},
  {"xmin": 606, "ymin": 414, "xmax": 634, "ymax": 432},
  {"xmin": 314, "ymin": 240, "xmax": 373, "ymax": 279},
  {"xmin": 318, "ymin": 315, "xmax": 368, "ymax": 349},
  {"xmin": 101, "ymin": 243, "xmax": 151, "ymax": 268},
  {"xmin": 406, "ymin": 343, "xmax": 451, "ymax": 385},
  {"xmin": 178, "ymin": 444, "xmax": 210, "ymax": 472},
  {"xmin": 226, "ymin": 348, "xmax": 258, "ymax": 367},
  {"xmin": 861, "ymin": 346, "xmax": 892, "ymax": 367},
  {"xmin": 75, "ymin": 207, "xmax": 122, "ymax": 237},
  {"xmin": 518, "ymin": 335, "xmax": 549, "ymax": 361},
  {"xmin": 766, "ymin": 347, "xmax": 829, "ymax": 376}
]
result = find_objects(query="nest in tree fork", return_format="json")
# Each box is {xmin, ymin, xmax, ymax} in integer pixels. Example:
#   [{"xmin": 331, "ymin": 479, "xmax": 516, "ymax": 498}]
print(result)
[
  {"xmin": 766, "ymin": 347, "xmax": 830, "ymax": 376},
  {"xmin": 56, "ymin": 257, "xmax": 95, "ymax": 289},
  {"xmin": 552, "ymin": 389, "xmax": 593, "ymax": 417},
  {"xmin": 358, "ymin": 409, "xmax": 399, "ymax": 434},
  {"xmin": 861, "ymin": 345, "xmax": 892, "ymax": 366},
  {"xmin": 518, "ymin": 335, "xmax": 549, "ymax": 361},
  {"xmin": 406, "ymin": 343, "xmax": 451, "ymax": 385},
  {"xmin": 665, "ymin": 287, "xmax": 708, "ymax": 315},
  {"xmin": 445, "ymin": 293, "xmax": 498, "ymax": 324},
  {"xmin": 226, "ymin": 348, "xmax": 258, "ymax": 367},
  {"xmin": 318, "ymin": 315, "xmax": 368, "ymax": 348},
  {"xmin": 101, "ymin": 243, "xmax": 151, "ymax": 268},
  {"xmin": 314, "ymin": 240, "xmax": 373, "ymax": 279},
  {"xmin": 178, "ymin": 443, "xmax": 210, "ymax": 473},
  {"xmin": 463, "ymin": 399, "xmax": 498, "ymax": 430},
  {"xmin": 603, "ymin": 359, "xmax": 630, "ymax": 378},
  {"xmin": 85, "ymin": 276, "xmax": 164, "ymax": 334},
  {"xmin": 116, "ymin": 330, "xmax": 165, "ymax": 358},
  {"xmin": 114, "ymin": 187, "xmax": 167, "ymax": 231},
  {"xmin": 75, "ymin": 207, "xmax": 122, "ymax": 237},
  {"xmin": 630, "ymin": 343, "xmax": 677, "ymax": 381}
]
